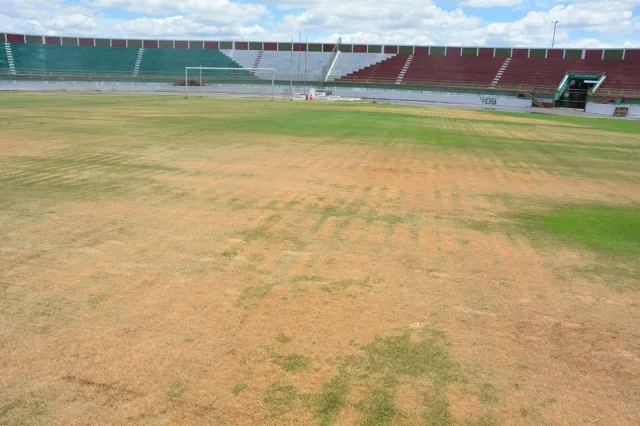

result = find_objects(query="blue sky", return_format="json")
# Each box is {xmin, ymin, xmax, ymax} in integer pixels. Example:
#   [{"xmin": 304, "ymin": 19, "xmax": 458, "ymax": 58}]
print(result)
[{"xmin": 1, "ymin": 0, "xmax": 639, "ymax": 47}]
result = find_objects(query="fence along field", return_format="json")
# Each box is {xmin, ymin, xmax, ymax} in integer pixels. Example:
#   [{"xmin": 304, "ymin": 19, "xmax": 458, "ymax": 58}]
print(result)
[{"xmin": 1, "ymin": 93, "xmax": 639, "ymax": 426}]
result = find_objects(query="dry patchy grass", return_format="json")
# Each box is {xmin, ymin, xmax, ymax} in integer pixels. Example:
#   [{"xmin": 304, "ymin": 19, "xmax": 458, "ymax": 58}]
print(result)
[{"xmin": 0, "ymin": 94, "xmax": 639, "ymax": 426}]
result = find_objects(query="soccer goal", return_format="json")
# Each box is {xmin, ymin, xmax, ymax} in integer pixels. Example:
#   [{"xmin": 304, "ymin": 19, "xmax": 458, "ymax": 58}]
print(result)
[{"xmin": 184, "ymin": 66, "xmax": 276, "ymax": 100}]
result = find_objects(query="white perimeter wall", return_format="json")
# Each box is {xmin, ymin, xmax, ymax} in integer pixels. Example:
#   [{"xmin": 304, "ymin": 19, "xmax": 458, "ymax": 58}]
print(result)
[
  {"xmin": 0, "ymin": 81, "xmax": 287, "ymax": 95},
  {"xmin": 0, "ymin": 80, "xmax": 532, "ymax": 109},
  {"xmin": 330, "ymin": 87, "xmax": 532, "ymax": 108},
  {"xmin": 585, "ymin": 102, "xmax": 640, "ymax": 117}
]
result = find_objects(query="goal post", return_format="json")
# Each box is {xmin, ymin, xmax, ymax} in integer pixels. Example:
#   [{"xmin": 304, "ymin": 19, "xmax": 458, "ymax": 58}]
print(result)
[{"xmin": 184, "ymin": 66, "xmax": 276, "ymax": 100}]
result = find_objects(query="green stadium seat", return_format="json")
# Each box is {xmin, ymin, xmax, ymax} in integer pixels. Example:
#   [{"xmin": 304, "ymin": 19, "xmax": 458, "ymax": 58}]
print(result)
[
  {"xmin": 138, "ymin": 48, "xmax": 250, "ymax": 77},
  {"xmin": 10, "ymin": 44, "xmax": 138, "ymax": 75},
  {"xmin": 0, "ymin": 46, "xmax": 9, "ymax": 74}
]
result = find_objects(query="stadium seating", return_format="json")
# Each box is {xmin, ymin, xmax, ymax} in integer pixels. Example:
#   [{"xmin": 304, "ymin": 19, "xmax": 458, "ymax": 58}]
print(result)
[
  {"xmin": 138, "ymin": 48, "xmax": 248, "ymax": 77},
  {"xmin": 210, "ymin": 49, "xmax": 332, "ymax": 81},
  {"xmin": 500, "ymin": 58, "xmax": 603, "ymax": 86},
  {"xmin": 335, "ymin": 51, "xmax": 640, "ymax": 95},
  {"xmin": 220, "ymin": 50, "xmax": 272, "ymax": 79},
  {"xmin": 499, "ymin": 57, "xmax": 640, "ymax": 90},
  {"xmin": 588, "ymin": 58, "xmax": 640, "ymax": 91},
  {"xmin": 0, "ymin": 45, "xmax": 9, "ymax": 74},
  {"xmin": 341, "ymin": 54, "xmax": 409, "ymax": 82},
  {"xmin": 257, "ymin": 51, "xmax": 332, "ymax": 82},
  {"xmin": 402, "ymin": 53, "xmax": 504, "ymax": 85},
  {"xmin": 1, "ymin": 35, "xmax": 638, "ymax": 99},
  {"xmin": 220, "ymin": 49, "xmax": 259, "ymax": 70},
  {"xmin": 9, "ymin": 44, "xmax": 137, "ymax": 75},
  {"xmin": 326, "ymin": 52, "xmax": 395, "ymax": 81}
]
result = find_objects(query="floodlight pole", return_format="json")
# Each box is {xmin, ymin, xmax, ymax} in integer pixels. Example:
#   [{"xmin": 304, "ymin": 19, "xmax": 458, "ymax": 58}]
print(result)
[
  {"xmin": 551, "ymin": 21, "xmax": 559, "ymax": 48},
  {"xmin": 289, "ymin": 34, "xmax": 294, "ymax": 98},
  {"xmin": 297, "ymin": 31, "xmax": 301, "ymax": 91}
]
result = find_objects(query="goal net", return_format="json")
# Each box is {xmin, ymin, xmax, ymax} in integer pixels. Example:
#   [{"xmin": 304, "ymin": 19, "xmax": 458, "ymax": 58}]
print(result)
[{"xmin": 184, "ymin": 67, "xmax": 276, "ymax": 99}]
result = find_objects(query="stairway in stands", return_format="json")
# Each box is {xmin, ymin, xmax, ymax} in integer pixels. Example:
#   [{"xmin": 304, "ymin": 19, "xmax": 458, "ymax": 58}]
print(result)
[
  {"xmin": 4, "ymin": 43, "xmax": 16, "ymax": 74},
  {"xmin": 251, "ymin": 51, "xmax": 263, "ymax": 75},
  {"xmin": 133, "ymin": 48, "xmax": 144, "ymax": 76},
  {"xmin": 490, "ymin": 57, "xmax": 511, "ymax": 87},
  {"xmin": 395, "ymin": 54, "xmax": 413, "ymax": 84}
]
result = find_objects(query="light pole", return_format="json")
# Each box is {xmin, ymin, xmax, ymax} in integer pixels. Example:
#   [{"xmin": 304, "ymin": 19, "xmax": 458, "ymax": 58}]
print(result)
[{"xmin": 551, "ymin": 20, "xmax": 559, "ymax": 48}]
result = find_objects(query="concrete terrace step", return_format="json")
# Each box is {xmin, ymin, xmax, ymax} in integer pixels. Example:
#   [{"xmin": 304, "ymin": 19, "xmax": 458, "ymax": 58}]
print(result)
[
  {"xmin": 4, "ymin": 43, "xmax": 16, "ymax": 75},
  {"xmin": 396, "ymin": 54, "xmax": 414, "ymax": 84},
  {"xmin": 490, "ymin": 57, "xmax": 511, "ymax": 87},
  {"xmin": 133, "ymin": 48, "xmax": 144, "ymax": 76},
  {"xmin": 251, "ymin": 51, "xmax": 263, "ymax": 75}
]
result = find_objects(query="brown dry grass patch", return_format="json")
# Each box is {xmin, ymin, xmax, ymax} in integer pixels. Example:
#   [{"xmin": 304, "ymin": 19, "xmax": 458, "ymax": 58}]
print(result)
[
  {"xmin": 1, "ymin": 96, "xmax": 639, "ymax": 426},
  {"xmin": 353, "ymin": 105, "xmax": 581, "ymax": 126}
]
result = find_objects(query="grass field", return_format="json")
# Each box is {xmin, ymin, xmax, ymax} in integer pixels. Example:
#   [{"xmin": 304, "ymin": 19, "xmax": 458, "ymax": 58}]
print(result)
[{"xmin": 1, "ymin": 93, "xmax": 639, "ymax": 426}]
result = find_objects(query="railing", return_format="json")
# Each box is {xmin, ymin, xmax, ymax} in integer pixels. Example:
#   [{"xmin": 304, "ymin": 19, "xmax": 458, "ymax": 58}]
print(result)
[
  {"xmin": 2, "ymin": 69, "xmax": 639, "ymax": 100},
  {"xmin": 0, "ymin": 69, "xmax": 263, "ymax": 84},
  {"xmin": 589, "ymin": 88, "xmax": 640, "ymax": 99},
  {"xmin": 0, "ymin": 69, "xmax": 556, "ymax": 92},
  {"xmin": 591, "ymin": 73, "xmax": 607, "ymax": 93},
  {"xmin": 566, "ymin": 70, "xmax": 606, "ymax": 75},
  {"xmin": 0, "ymin": 68, "xmax": 257, "ymax": 79},
  {"xmin": 333, "ymin": 76, "xmax": 558, "ymax": 94}
]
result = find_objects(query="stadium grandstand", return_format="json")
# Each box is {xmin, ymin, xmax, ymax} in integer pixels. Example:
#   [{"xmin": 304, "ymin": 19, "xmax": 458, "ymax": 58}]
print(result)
[{"xmin": 1, "ymin": 32, "xmax": 639, "ymax": 114}]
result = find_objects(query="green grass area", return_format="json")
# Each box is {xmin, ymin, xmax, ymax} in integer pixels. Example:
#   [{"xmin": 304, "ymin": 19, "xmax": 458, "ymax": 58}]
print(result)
[
  {"xmin": 526, "ymin": 206, "xmax": 640, "ymax": 255},
  {"xmin": 497, "ymin": 110, "xmax": 640, "ymax": 134},
  {"xmin": 2, "ymin": 93, "xmax": 639, "ymax": 425},
  {"xmin": 0, "ymin": 395, "xmax": 48, "ymax": 425},
  {"xmin": 276, "ymin": 333, "xmax": 292, "ymax": 344},
  {"xmin": 273, "ymin": 354, "xmax": 310, "ymax": 373},
  {"xmin": 1, "ymin": 93, "xmax": 638, "ymax": 269},
  {"xmin": 263, "ymin": 383, "xmax": 300, "ymax": 417},
  {"xmin": 315, "ymin": 375, "xmax": 349, "ymax": 426},
  {"xmin": 232, "ymin": 382, "xmax": 248, "ymax": 396},
  {"xmin": 358, "ymin": 388, "xmax": 396, "ymax": 426},
  {"xmin": 166, "ymin": 380, "xmax": 188, "ymax": 399},
  {"xmin": 2, "ymin": 94, "xmax": 639, "ymax": 186},
  {"xmin": 334, "ymin": 331, "xmax": 472, "ymax": 425},
  {"xmin": 260, "ymin": 329, "xmax": 496, "ymax": 425}
]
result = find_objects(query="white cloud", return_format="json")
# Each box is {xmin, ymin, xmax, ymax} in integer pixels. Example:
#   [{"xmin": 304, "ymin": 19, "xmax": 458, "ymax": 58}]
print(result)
[
  {"xmin": 92, "ymin": 0, "xmax": 269, "ymax": 25},
  {"xmin": 0, "ymin": 0, "xmax": 638, "ymax": 47},
  {"xmin": 275, "ymin": 1, "xmax": 480, "ymax": 36},
  {"xmin": 115, "ymin": 15, "xmax": 269, "ymax": 38},
  {"xmin": 435, "ymin": 0, "xmax": 640, "ymax": 47},
  {"xmin": 0, "ymin": 13, "xmax": 42, "ymax": 34},
  {"xmin": 327, "ymin": 31, "xmax": 437, "ymax": 45},
  {"xmin": 0, "ymin": 0, "xmax": 99, "ymax": 36},
  {"xmin": 269, "ymin": 0, "xmax": 639, "ymax": 46},
  {"xmin": 1, "ymin": 0, "xmax": 97, "ymax": 21},
  {"xmin": 38, "ymin": 14, "xmax": 99, "ymax": 34},
  {"xmin": 460, "ymin": 0, "xmax": 523, "ymax": 7}
]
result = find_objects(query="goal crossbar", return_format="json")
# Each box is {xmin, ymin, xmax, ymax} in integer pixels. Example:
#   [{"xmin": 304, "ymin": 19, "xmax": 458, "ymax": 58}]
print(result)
[{"xmin": 184, "ymin": 66, "xmax": 276, "ymax": 100}]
